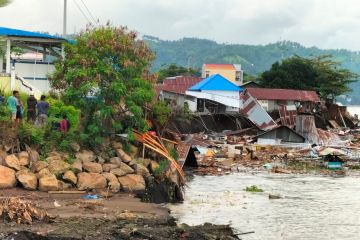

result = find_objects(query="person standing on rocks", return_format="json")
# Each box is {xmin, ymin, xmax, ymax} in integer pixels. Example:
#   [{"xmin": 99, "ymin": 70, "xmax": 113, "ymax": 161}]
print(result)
[
  {"xmin": 7, "ymin": 90, "xmax": 23, "ymax": 128},
  {"xmin": 37, "ymin": 95, "xmax": 49, "ymax": 126},
  {"xmin": 26, "ymin": 92, "xmax": 37, "ymax": 123}
]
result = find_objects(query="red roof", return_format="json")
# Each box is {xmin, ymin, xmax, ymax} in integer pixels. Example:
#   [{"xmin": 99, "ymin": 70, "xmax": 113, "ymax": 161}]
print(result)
[
  {"xmin": 203, "ymin": 64, "xmax": 235, "ymax": 70},
  {"xmin": 246, "ymin": 88, "xmax": 320, "ymax": 102},
  {"xmin": 155, "ymin": 76, "xmax": 202, "ymax": 96}
]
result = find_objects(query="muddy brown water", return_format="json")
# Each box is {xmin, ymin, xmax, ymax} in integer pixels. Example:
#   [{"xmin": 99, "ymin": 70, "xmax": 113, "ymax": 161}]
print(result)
[{"xmin": 169, "ymin": 172, "xmax": 360, "ymax": 240}]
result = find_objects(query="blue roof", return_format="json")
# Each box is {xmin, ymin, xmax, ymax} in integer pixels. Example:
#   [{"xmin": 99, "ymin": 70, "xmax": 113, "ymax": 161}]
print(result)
[
  {"xmin": 188, "ymin": 74, "xmax": 243, "ymax": 91},
  {"xmin": 0, "ymin": 27, "xmax": 65, "ymax": 40}
]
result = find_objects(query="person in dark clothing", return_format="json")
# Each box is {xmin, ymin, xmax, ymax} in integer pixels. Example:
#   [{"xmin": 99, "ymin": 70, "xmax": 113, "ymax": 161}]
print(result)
[
  {"xmin": 27, "ymin": 93, "xmax": 37, "ymax": 122},
  {"xmin": 37, "ymin": 95, "xmax": 50, "ymax": 126}
]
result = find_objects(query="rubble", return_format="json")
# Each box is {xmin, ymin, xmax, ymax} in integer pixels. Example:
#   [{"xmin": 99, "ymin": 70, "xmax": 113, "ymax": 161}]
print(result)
[{"xmin": 0, "ymin": 197, "xmax": 53, "ymax": 224}]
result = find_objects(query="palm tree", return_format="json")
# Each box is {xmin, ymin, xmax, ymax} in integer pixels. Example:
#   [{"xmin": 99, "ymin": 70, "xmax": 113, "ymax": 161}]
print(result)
[{"xmin": 0, "ymin": 0, "xmax": 11, "ymax": 7}]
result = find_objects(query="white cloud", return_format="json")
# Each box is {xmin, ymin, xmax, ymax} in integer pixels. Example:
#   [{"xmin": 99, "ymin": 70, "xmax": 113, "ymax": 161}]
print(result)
[{"xmin": 0, "ymin": 0, "xmax": 360, "ymax": 50}]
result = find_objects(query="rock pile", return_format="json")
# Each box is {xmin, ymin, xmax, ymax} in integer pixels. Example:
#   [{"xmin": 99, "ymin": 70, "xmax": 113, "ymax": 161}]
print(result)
[{"xmin": 0, "ymin": 143, "xmax": 159, "ymax": 194}]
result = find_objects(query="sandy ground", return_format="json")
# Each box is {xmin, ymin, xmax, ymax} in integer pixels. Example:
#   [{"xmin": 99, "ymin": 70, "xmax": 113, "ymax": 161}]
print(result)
[
  {"xmin": 0, "ymin": 189, "xmax": 238, "ymax": 240},
  {"xmin": 0, "ymin": 188, "xmax": 169, "ymax": 219}
]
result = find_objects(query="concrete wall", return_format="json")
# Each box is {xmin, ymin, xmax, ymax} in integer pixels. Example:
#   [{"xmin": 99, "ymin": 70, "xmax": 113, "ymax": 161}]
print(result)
[
  {"xmin": 160, "ymin": 91, "xmax": 186, "ymax": 106},
  {"xmin": 15, "ymin": 62, "xmax": 54, "ymax": 93}
]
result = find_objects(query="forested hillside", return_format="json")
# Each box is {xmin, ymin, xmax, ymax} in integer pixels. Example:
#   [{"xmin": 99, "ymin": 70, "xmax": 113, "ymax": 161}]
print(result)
[{"xmin": 145, "ymin": 36, "xmax": 360, "ymax": 104}]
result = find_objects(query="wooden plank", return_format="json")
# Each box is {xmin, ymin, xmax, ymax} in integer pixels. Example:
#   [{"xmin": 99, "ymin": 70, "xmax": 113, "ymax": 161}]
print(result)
[{"xmin": 48, "ymin": 191, "xmax": 86, "ymax": 194}]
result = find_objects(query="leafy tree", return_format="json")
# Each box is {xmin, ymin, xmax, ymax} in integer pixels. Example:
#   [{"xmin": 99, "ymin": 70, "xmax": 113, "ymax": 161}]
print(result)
[
  {"xmin": 259, "ymin": 55, "xmax": 358, "ymax": 101},
  {"xmin": 0, "ymin": 0, "xmax": 11, "ymax": 7},
  {"xmin": 50, "ymin": 25, "xmax": 155, "ymax": 148},
  {"xmin": 157, "ymin": 63, "xmax": 200, "ymax": 83}
]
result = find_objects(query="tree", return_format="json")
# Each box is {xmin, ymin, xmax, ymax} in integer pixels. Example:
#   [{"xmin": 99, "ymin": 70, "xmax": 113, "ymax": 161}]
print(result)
[
  {"xmin": 259, "ymin": 55, "xmax": 358, "ymax": 101},
  {"xmin": 0, "ymin": 0, "xmax": 11, "ymax": 7},
  {"xmin": 50, "ymin": 25, "xmax": 155, "ymax": 148},
  {"xmin": 157, "ymin": 63, "xmax": 200, "ymax": 83}
]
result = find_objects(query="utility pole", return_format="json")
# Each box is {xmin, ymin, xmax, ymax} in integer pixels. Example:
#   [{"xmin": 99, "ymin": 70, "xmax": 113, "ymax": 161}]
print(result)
[
  {"xmin": 61, "ymin": 0, "xmax": 67, "ymax": 59},
  {"xmin": 63, "ymin": 0, "xmax": 67, "ymax": 36}
]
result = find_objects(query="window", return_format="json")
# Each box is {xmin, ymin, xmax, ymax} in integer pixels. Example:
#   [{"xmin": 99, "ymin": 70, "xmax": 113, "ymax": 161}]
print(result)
[{"xmin": 205, "ymin": 71, "xmax": 210, "ymax": 78}]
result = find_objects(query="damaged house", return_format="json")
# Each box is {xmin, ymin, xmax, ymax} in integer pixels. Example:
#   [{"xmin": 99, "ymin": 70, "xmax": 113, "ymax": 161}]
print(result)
[
  {"xmin": 185, "ymin": 74, "xmax": 243, "ymax": 114},
  {"xmin": 156, "ymin": 76, "xmax": 202, "ymax": 107},
  {"xmin": 245, "ymin": 88, "xmax": 320, "ymax": 113}
]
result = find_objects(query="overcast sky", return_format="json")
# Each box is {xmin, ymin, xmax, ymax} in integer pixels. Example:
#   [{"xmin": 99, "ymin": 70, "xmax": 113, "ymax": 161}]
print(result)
[{"xmin": 1, "ymin": 0, "xmax": 360, "ymax": 50}]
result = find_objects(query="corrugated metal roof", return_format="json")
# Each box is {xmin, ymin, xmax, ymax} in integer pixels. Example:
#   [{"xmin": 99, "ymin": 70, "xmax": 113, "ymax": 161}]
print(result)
[
  {"xmin": 188, "ymin": 74, "xmax": 243, "ymax": 92},
  {"xmin": 246, "ymin": 88, "xmax": 320, "ymax": 102},
  {"xmin": 155, "ymin": 76, "xmax": 202, "ymax": 96},
  {"xmin": 0, "ymin": 27, "xmax": 65, "ymax": 40},
  {"xmin": 204, "ymin": 63, "xmax": 235, "ymax": 70}
]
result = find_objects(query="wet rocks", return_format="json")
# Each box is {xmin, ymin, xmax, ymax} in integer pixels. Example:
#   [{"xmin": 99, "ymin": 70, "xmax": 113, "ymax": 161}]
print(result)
[{"xmin": 0, "ymin": 166, "xmax": 16, "ymax": 189}]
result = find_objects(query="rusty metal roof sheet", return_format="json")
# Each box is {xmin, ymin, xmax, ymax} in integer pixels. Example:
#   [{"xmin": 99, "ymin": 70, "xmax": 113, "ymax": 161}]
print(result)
[
  {"xmin": 246, "ymin": 88, "xmax": 320, "ymax": 102},
  {"xmin": 155, "ymin": 76, "xmax": 202, "ymax": 96}
]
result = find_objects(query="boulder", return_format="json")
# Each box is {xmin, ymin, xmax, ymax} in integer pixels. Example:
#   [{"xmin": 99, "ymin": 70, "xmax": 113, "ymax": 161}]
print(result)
[
  {"xmin": 36, "ymin": 168, "xmax": 52, "ymax": 179},
  {"xmin": 18, "ymin": 151, "xmax": 30, "ymax": 166},
  {"xmin": 149, "ymin": 161, "xmax": 160, "ymax": 173},
  {"xmin": 31, "ymin": 161, "xmax": 48, "ymax": 173},
  {"xmin": 5, "ymin": 154, "xmax": 21, "ymax": 171},
  {"xmin": 77, "ymin": 172, "xmax": 107, "ymax": 190},
  {"xmin": 47, "ymin": 151, "xmax": 68, "ymax": 162},
  {"xmin": 102, "ymin": 172, "xmax": 120, "ymax": 193},
  {"xmin": 70, "ymin": 143, "xmax": 81, "ymax": 152},
  {"xmin": 118, "ymin": 162, "xmax": 135, "ymax": 174},
  {"xmin": 110, "ymin": 168, "xmax": 127, "ymax": 177},
  {"xmin": 29, "ymin": 149, "xmax": 40, "ymax": 163},
  {"xmin": 111, "ymin": 141, "xmax": 123, "ymax": 149},
  {"xmin": 0, "ymin": 150, "xmax": 7, "ymax": 165},
  {"xmin": 116, "ymin": 149, "xmax": 132, "ymax": 163},
  {"xmin": 63, "ymin": 170, "xmax": 77, "ymax": 185},
  {"xmin": 58, "ymin": 180, "xmax": 72, "ymax": 191},
  {"xmin": 118, "ymin": 174, "xmax": 145, "ymax": 193},
  {"xmin": 133, "ymin": 163, "xmax": 150, "ymax": 176},
  {"xmin": 0, "ymin": 166, "xmax": 16, "ymax": 189},
  {"xmin": 97, "ymin": 156, "xmax": 106, "ymax": 164},
  {"xmin": 16, "ymin": 170, "xmax": 37, "ymax": 190},
  {"xmin": 76, "ymin": 150, "xmax": 96, "ymax": 163},
  {"xmin": 71, "ymin": 160, "xmax": 83, "ymax": 173},
  {"xmin": 48, "ymin": 160, "xmax": 70, "ymax": 175},
  {"xmin": 39, "ymin": 175, "xmax": 59, "ymax": 192},
  {"xmin": 83, "ymin": 162, "xmax": 103, "ymax": 173},
  {"xmin": 102, "ymin": 163, "xmax": 118, "ymax": 172},
  {"xmin": 129, "ymin": 145, "xmax": 138, "ymax": 157},
  {"xmin": 109, "ymin": 157, "xmax": 122, "ymax": 166}
]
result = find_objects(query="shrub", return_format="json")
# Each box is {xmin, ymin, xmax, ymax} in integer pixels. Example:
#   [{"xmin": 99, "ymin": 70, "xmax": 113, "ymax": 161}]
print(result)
[
  {"xmin": 18, "ymin": 122, "xmax": 45, "ymax": 147},
  {"xmin": 245, "ymin": 185, "xmax": 264, "ymax": 192}
]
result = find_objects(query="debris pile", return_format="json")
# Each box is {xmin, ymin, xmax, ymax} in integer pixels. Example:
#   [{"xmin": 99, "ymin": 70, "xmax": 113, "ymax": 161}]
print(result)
[{"xmin": 0, "ymin": 197, "xmax": 52, "ymax": 224}]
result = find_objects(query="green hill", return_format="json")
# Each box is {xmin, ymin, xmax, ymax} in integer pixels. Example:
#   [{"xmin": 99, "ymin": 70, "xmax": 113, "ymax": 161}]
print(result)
[{"xmin": 145, "ymin": 36, "xmax": 360, "ymax": 104}]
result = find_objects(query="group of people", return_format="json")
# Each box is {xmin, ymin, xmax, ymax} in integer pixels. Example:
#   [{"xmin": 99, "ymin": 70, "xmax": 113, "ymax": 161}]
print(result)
[{"xmin": 7, "ymin": 91, "xmax": 49, "ymax": 128}]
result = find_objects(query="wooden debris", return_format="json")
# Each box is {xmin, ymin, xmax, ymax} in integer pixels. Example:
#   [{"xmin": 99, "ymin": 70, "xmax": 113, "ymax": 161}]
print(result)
[
  {"xmin": 0, "ymin": 197, "xmax": 53, "ymax": 224},
  {"xmin": 48, "ymin": 190, "xmax": 86, "ymax": 194}
]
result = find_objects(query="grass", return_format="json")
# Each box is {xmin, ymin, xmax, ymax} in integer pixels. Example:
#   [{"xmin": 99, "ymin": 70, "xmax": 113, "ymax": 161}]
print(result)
[{"xmin": 244, "ymin": 185, "xmax": 264, "ymax": 192}]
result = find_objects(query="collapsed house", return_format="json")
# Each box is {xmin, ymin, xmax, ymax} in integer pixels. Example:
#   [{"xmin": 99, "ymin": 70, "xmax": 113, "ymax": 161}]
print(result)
[
  {"xmin": 185, "ymin": 74, "xmax": 243, "ymax": 114},
  {"xmin": 245, "ymin": 88, "xmax": 320, "ymax": 113}
]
